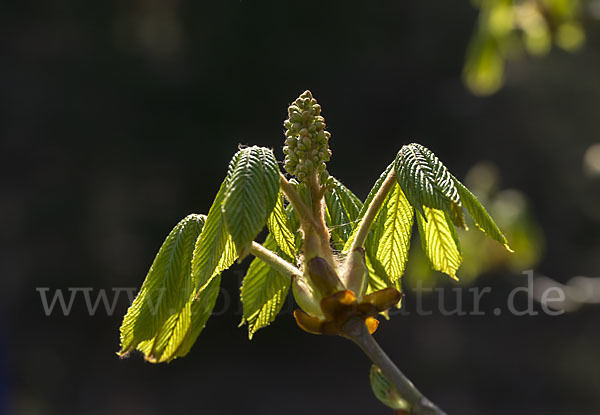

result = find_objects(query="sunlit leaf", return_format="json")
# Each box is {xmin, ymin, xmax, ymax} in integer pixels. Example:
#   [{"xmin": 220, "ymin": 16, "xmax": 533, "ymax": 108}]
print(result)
[
  {"xmin": 240, "ymin": 237, "xmax": 291, "ymax": 339},
  {"xmin": 365, "ymin": 255, "xmax": 391, "ymax": 294},
  {"xmin": 395, "ymin": 143, "xmax": 465, "ymax": 228},
  {"xmin": 343, "ymin": 163, "xmax": 394, "ymax": 253},
  {"xmin": 416, "ymin": 206, "xmax": 462, "ymax": 280},
  {"xmin": 119, "ymin": 214, "xmax": 205, "ymax": 356},
  {"xmin": 454, "ymin": 176, "xmax": 512, "ymax": 252},
  {"xmin": 136, "ymin": 275, "xmax": 222, "ymax": 363},
  {"xmin": 192, "ymin": 180, "xmax": 238, "ymax": 292},
  {"xmin": 356, "ymin": 163, "xmax": 393, "ymax": 220},
  {"xmin": 267, "ymin": 192, "xmax": 297, "ymax": 259},
  {"xmin": 223, "ymin": 146, "xmax": 280, "ymax": 253},
  {"xmin": 366, "ymin": 183, "xmax": 414, "ymax": 286}
]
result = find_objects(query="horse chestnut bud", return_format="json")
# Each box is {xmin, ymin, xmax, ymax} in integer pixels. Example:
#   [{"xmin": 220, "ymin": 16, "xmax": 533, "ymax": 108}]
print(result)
[{"xmin": 283, "ymin": 90, "xmax": 332, "ymax": 183}]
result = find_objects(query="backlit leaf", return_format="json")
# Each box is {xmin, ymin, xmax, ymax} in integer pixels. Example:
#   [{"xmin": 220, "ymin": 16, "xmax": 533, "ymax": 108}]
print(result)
[
  {"xmin": 267, "ymin": 192, "xmax": 297, "ymax": 259},
  {"xmin": 119, "ymin": 214, "xmax": 205, "ymax": 356},
  {"xmin": 240, "ymin": 237, "xmax": 291, "ymax": 339},
  {"xmin": 191, "ymin": 180, "xmax": 238, "ymax": 292},
  {"xmin": 416, "ymin": 206, "xmax": 462, "ymax": 280},
  {"xmin": 394, "ymin": 143, "xmax": 465, "ymax": 227},
  {"xmin": 136, "ymin": 274, "xmax": 222, "ymax": 363},
  {"xmin": 343, "ymin": 163, "xmax": 394, "ymax": 253},
  {"xmin": 366, "ymin": 183, "xmax": 414, "ymax": 286},
  {"xmin": 223, "ymin": 146, "xmax": 280, "ymax": 253},
  {"xmin": 454, "ymin": 176, "xmax": 512, "ymax": 251}
]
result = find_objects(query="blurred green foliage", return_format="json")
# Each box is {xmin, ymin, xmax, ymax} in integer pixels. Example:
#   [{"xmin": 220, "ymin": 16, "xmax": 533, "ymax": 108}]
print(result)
[
  {"xmin": 405, "ymin": 162, "xmax": 545, "ymax": 288},
  {"xmin": 464, "ymin": 0, "xmax": 586, "ymax": 95}
]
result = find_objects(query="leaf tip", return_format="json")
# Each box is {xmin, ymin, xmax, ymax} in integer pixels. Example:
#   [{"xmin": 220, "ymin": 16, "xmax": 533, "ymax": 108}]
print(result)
[
  {"xmin": 447, "ymin": 272, "xmax": 460, "ymax": 282},
  {"xmin": 144, "ymin": 355, "xmax": 159, "ymax": 364},
  {"xmin": 237, "ymin": 243, "xmax": 251, "ymax": 261}
]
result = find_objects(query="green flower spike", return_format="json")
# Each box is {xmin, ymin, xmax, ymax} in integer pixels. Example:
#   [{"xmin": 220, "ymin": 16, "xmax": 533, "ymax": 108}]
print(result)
[{"xmin": 283, "ymin": 90, "xmax": 333, "ymax": 185}]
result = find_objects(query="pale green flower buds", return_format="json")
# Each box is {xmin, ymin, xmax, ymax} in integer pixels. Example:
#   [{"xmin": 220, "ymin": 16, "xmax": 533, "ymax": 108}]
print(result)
[{"xmin": 283, "ymin": 90, "xmax": 332, "ymax": 182}]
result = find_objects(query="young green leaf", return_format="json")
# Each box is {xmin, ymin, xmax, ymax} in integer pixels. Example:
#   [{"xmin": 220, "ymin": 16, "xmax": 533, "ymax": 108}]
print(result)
[
  {"xmin": 170, "ymin": 275, "xmax": 222, "ymax": 358},
  {"xmin": 284, "ymin": 201, "xmax": 303, "ymax": 251},
  {"xmin": 240, "ymin": 237, "xmax": 291, "ymax": 339},
  {"xmin": 343, "ymin": 163, "xmax": 394, "ymax": 253},
  {"xmin": 118, "ymin": 214, "xmax": 205, "ymax": 356},
  {"xmin": 136, "ymin": 275, "xmax": 222, "ymax": 363},
  {"xmin": 192, "ymin": 180, "xmax": 238, "ymax": 293},
  {"xmin": 366, "ymin": 183, "xmax": 414, "ymax": 286},
  {"xmin": 416, "ymin": 207, "xmax": 462, "ymax": 280},
  {"xmin": 356, "ymin": 163, "xmax": 394, "ymax": 220},
  {"xmin": 223, "ymin": 146, "xmax": 280, "ymax": 253},
  {"xmin": 325, "ymin": 190, "xmax": 352, "ymax": 250},
  {"xmin": 331, "ymin": 178, "xmax": 363, "ymax": 221},
  {"xmin": 365, "ymin": 255, "xmax": 393, "ymax": 294},
  {"xmin": 395, "ymin": 143, "xmax": 465, "ymax": 227},
  {"xmin": 267, "ymin": 192, "xmax": 297, "ymax": 259},
  {"xmin": 453, "ymin": 176, "xmax": 512, "ymax": 251},
  {"xmin": 421, "ymin": 146, "xmax": 466, "ymax": 228},
  {"xmin": 341, "ymin": 164, "xmax": 404, "ymax": 297},
  {"xmin": 369, "ymin": 365, "xmax": 410, "ymax": 411},
  {"xmin": 325, "ymin": 178, "xmax": 363, "ymax": 251}
]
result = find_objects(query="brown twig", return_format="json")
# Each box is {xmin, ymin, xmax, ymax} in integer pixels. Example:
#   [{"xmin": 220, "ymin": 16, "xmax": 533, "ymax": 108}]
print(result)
[{"xmin": 343, "ymin": 318, "xmax": 447, "ymax": 415}]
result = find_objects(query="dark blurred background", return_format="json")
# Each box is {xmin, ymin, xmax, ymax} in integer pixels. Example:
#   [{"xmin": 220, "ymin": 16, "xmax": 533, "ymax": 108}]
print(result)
[{"xmin": 1, "ymin": 1, "xmax": 600, "ymax": 414}]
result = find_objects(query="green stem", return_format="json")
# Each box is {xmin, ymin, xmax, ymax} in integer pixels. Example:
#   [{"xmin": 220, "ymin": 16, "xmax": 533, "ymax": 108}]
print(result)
[
  {"xmin": 343, "ymin": 319, "xmax": 446, "ymax": 415},
  {"xmin": 306, "ymin": 171, "xmax": 336, "ymax": 267},
  {"xmin": 349, "ymin": 169, "xmax": 396, "ymax": 253},
  {"xmin": 249, "ymin": 242, "xmax": 302, "ymax": 278},
  {"xmin": 279, "ymin": 172, "xmax": 319, "ymax": 229}
]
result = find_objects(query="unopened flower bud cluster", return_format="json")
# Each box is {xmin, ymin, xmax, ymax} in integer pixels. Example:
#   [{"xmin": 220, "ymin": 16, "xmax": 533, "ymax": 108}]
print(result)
[{"xmin": 283, "ymin": 90, "xmax": 333, "ymax": 184}]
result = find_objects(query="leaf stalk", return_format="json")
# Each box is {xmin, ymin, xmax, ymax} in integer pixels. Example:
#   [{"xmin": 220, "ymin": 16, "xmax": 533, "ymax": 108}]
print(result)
[
  {"xmin": 249, "ymin": 241, "xmax": 302, "ymax": 278},
  {"xmin": 349, "ymin": 169, "xmax": 396, "ymax": 253}
]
